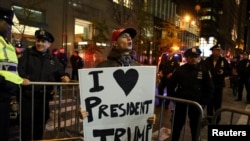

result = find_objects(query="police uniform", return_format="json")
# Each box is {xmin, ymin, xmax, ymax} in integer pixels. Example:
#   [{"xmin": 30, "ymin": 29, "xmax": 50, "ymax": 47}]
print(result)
[
  {"xmin": 0, "ymin": 7, "xmax": 23, "ymax": 141},
  {"xmin": 204, "ymin": 44, "xmax": 231, "ymax": 124},
  {"xmin": 235, "ymin": 51, "xmax": 250, "ymax": 103},
  {"xmin": 18, "ymin": 29, "xmax": 69, "ymax": 140},
  {"xmin": 168, "ymin": 47, "xmax": 214, "ymax": 141},
  {"xmin": 157, "ymin": 52, "xmax": 180, "ymax": 107}
]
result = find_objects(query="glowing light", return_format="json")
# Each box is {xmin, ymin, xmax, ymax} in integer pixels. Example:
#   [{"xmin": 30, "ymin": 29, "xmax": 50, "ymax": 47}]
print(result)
[{"xmin": 184, "ymin": 15, "xmax": 191, "ymax": 22}]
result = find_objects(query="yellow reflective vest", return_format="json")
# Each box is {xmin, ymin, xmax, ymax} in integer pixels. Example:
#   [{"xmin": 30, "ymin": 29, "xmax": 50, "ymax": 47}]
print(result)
[{"xmin": 0, "ymin": 36, "xmax": 23, "ymax": 84}]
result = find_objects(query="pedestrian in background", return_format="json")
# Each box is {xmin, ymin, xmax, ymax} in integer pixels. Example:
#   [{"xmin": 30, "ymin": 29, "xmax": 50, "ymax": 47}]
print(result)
[
  {"xmin": 204, "ymin": 44, "xmax": 231, "ymax": 124},
  {"xmin": 0, "ymin": 7, "xmax": 29, "ymax": 141},
  {"xmin": 229, "ymin": 56, "xmax": 240, "ymax": 96},
  {"xmin": 52, "ymin": 48, "xmax": 58, "ymax": 57},
  {"xmin": 235, "ymin": 51, "xmax": 250, "ymax": 103},
  {"xmin": 168, "ymin": 47, "xmax": 214, "ymax": 141},
  {"xmin": 15, "ymin": 41, "xmax": 25, "ymax": 58},
  {"xmin": 57, "ymin": 47, "xmax": 68, "ymax": 70},
  {"xmin": 70, "ymin": 50, "xmax": 84, "ymax": 80},
  {"xmin": 157, "ymin": 48, "xmax": 180, "ymax": 108},
  {"xmin": 18, "ymin": 29, "xmax": 70, "ymax": 140}
]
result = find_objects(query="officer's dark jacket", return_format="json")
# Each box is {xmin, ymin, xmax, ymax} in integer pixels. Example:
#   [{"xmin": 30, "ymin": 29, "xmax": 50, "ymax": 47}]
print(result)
[
  {"xmin": 204, "ymin": 55, "xmax": 231, "ymax": 88},
  {"xmin": 18, "ymin": 46, "xmax": 69, "ymax": 95},
  {"xmin": 168, "ymin": 62, "xmax": 214, "ymax": 105},
  {"xmin": 158, "ymin": 56, "xmax": 180, "ymax": 77},
  {"xmin": 236, "ymin": 59, "xmax": 250, "ymax": 79},
  {"xmin": 96, "ymin": 48, "xmax": 140, "ymax": 67}
]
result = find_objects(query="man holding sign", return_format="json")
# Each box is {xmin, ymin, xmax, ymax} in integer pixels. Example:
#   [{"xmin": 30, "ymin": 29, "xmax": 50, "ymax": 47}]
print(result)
[
  {"xmin": 96, "ymin": 27, "xmax": 140, "ymax": 67},
  {"xmin": 79, "ymin": 27, "xmax": 156, "ymax": 141}
]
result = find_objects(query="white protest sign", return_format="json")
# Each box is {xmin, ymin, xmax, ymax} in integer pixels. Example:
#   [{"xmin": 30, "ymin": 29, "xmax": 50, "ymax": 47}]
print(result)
[{"xmin": 78, "ymin": 66, "xmax": 156, "ymax": 141}]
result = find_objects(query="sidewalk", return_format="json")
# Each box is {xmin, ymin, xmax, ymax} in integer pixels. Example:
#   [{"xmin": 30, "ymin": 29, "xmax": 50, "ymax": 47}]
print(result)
[
  {"xmin": 201, "ymin": 77, "xmax": 249, "ymax": 141},
  {"xmin": 215, "ymin": 77, "xmax": 249, "ymax": 124}
]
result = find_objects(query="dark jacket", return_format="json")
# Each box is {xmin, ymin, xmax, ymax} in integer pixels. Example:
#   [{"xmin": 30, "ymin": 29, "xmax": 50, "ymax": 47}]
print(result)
[
  {"xmin": 168, "ymin": 62, "xmax": 214, "ymax": 105},
  {"xmin": 96, "ymin": 48, "xmax": 140, "ymax": 67},
  {"xmin": 18, "ymin": 46, "xmax": 69, "ymax": 95},
  {"xmin": 236, "ymin": 59, "xmax": 250, "ymax": 80},
  {"xmin": 158, "ymin": 55, "xmax": 180, "ymax": 77},
  {"xmin": 204, "ymin": 55, "xmax": 231, "ymax": 88},
  {"xmin": 70, "ymin": 55, "xmax": 84, "ymax": 70}
]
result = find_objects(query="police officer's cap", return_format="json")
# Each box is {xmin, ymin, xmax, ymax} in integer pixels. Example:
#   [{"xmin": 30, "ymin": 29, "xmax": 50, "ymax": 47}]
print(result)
[
  {"xmin": 35, "ymin": 29, "xmax": 54, "ymax": 43},
  {"xmin": 210, "ymin": 44, "xmax": 222, "ymax": 50},
  {"xmin": 184, "ymin": 47, "xmax": 202, "ymax": 57},
  {"xmin": 0, "ymin": 7, "xmax": 14, "ymax": 25}
]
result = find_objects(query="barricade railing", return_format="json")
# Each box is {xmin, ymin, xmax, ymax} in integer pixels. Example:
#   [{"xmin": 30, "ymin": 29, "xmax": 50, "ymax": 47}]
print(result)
[
  {"xmin": 38, "ymin": 137, "xmax": 84, "ymax": 141},
  {"xmin": 211, "ymin": 107, "xmax": 250, "ymax": 125},
  {"xmin": 12, "ymin": 81, "xmax": 205, "ymax": 141},
  {"xmin": 17, "ymin": 81, "xmax": 82, "ymax": 141},
  {"xmin": 154, "ymin": 95, "xmax": 204, "ymax": 141}
]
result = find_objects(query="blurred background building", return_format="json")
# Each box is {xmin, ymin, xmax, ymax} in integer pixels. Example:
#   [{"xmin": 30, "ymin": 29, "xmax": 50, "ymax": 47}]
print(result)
[
  {"xmin": 1, "ymin": 0, "xmax": 249, "ymax": 67},
  {"xmin": 197, "ymin": 0, "xmax": 248, "ymax": 58}
]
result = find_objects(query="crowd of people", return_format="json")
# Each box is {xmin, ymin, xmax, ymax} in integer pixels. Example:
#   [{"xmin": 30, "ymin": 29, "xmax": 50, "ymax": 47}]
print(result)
[
  {"xmin": 0, "ymin": 6, "xmax": 152, "ymax": 140},
  {"xmin": 157, "ymin": 43, "xmax": 250, "ymax": 140},
  {"xmin": 1, "ymin": 5, "xmax": 250, "ymax": 141}
]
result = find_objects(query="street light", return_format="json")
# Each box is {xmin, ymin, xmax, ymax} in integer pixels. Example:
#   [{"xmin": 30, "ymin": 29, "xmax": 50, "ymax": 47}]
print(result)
[
  {"xmin": 184, "ymin": 15, "xmax": 191, "ymax": 22},
  {"xmin": 179, "ymin": 14, "xmax": 199, "ymax": 50}
]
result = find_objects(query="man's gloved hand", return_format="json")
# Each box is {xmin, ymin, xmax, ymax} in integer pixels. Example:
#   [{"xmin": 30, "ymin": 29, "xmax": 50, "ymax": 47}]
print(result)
[{"xmin": 0, "ymin": 75, "xmax": 5, "ymax": 86}]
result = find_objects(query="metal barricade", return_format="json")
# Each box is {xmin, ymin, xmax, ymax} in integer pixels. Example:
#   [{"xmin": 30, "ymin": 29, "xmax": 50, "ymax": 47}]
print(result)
[
  {"xmin": 211, "ymin": 107, "xmax": 250, "ymax": 125},
  {"xmin": 11, "ymin": 81, "xmax": 206, "ymax": 141},
  {"xmin": 154, "ymin": 95, "xmax": 204, "ymax": 141},
  {"xmin": 16, "ymin": 81, "xmax": 82, "ymax": 141},
  {"xmin": 38, "ymin": 137, "xmax": 84, "ymax": 141}
]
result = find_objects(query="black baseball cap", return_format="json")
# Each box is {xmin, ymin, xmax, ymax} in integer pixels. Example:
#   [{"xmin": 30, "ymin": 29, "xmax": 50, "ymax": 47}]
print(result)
[{"xmin": 0, "ymin": 7, "xmax": 14, "ymax": 25}]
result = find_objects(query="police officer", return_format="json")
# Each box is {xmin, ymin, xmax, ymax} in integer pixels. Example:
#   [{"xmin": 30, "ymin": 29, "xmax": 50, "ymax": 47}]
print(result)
[
  {"xmin": 157, "ymin": 48, "xmax": 180, "ymax": 108},
  {"xmin": 0, "ymin": 7, "xmax": 28, "ymax": 141},
  {"xmin": 204, "ymin": 44, "xmax": 231, "ymax": 124},
  {"xmin": 18, "ymin": 29, "xmax": 70, "ymax": 140},
  {"xmin": 235, "ymin": 51, "xmax": 250, "ymax": 103},
  {"xmin": 168, "ymin": 47, "xmax": 214, "ymax": 141}
]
